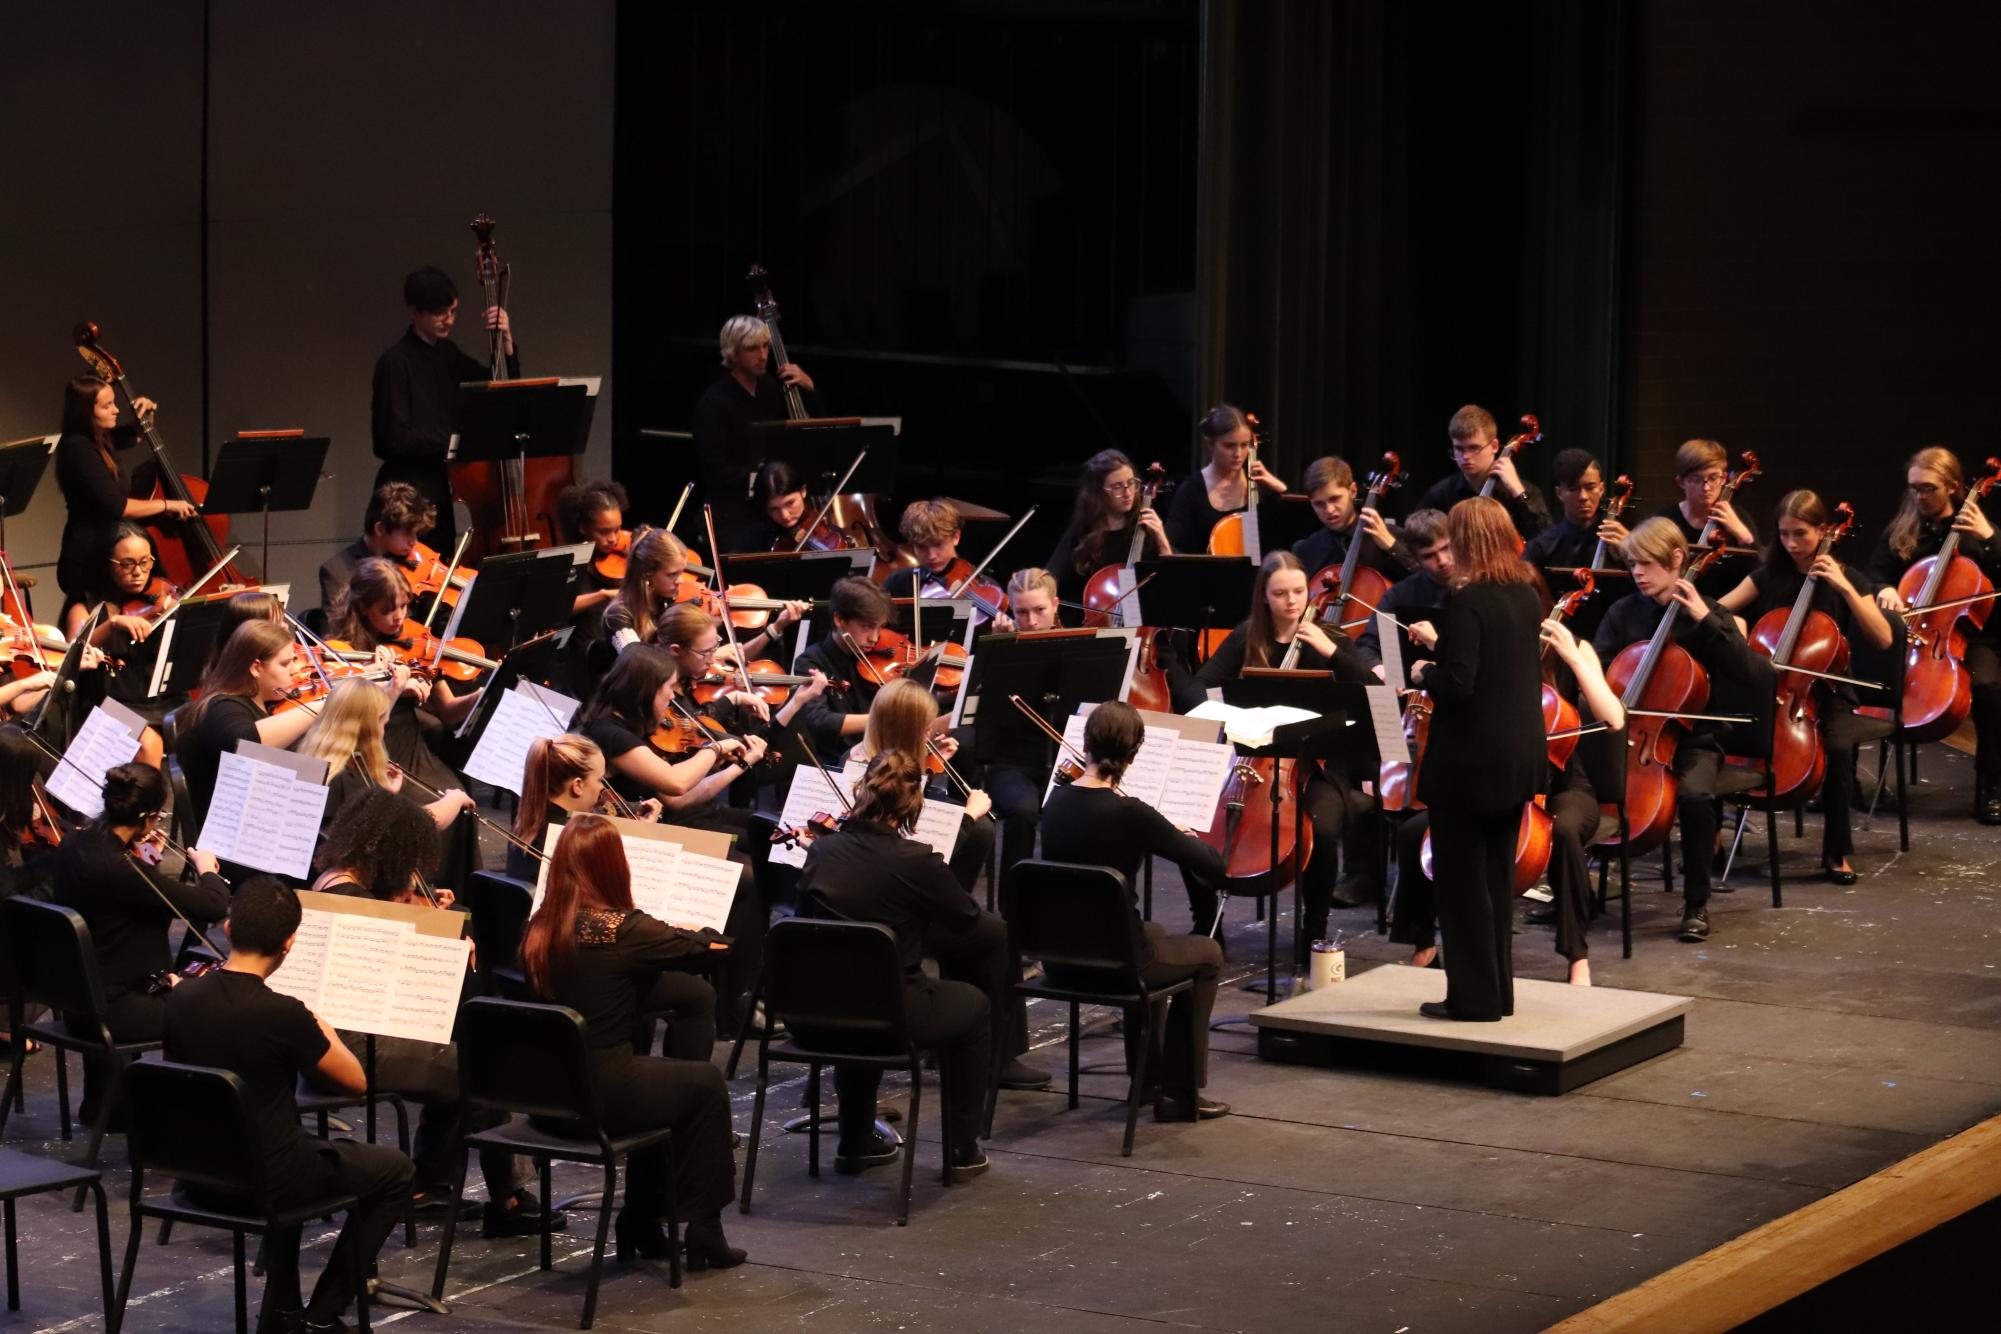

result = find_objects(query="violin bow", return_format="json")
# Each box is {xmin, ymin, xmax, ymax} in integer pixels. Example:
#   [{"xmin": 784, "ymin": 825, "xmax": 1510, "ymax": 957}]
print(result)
[
  {"xmin": 703, "ymin": 503, "xmax": 755, "ymax": 695},
  {"xmin": 1008, "ymin": 693, "xmax": 1125, "ymax": 797},
  {"xmin": 945, "ymin": 505, "xmax": 1039, "ymax": 604},
  {"xmin": 104, "ymin": 545, "xmax": 243, "ymax": 647},
  {"xmin": 664, "ymin": 482, "xmax": 694, "ymax": 538},
  {"xmin": 793, "ymin": 448, "xmax": 868, "ymax": 554},
  {"xmin": 419, "ymin": 530, "xmax": 474, "ymax": 634}
]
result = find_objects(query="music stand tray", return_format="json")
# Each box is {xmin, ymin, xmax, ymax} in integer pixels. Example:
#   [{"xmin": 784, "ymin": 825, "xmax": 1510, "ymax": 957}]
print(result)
[
  {"xmin": 747, "ymin": 421, "xmax": 899, "ymax": 493},
  {"xmin": 203, "ymin": 432, "xmax": 330, "ymax": 577},
  {"xmin": 1136, "ymin": 556, "xmax": 1258, "ymax": 639},
  {"xmin": 446, "ymin": 546, "xmax": 581, "ymax": 653},
  {"xmin": 0, "ymin": 436, "xmax": 55, "ymax": 555}
]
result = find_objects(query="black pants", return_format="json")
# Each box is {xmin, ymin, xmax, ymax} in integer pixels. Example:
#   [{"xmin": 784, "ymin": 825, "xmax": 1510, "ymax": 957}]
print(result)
[
  {"xmin": 363, "ymin": 1035, "xmax": 520, "ymax": 1200},
  {"xmin": 232, "ymin": 1137, "xmax": 413, "ymax": 1331},
  {"xmin": 816, "ymin": 977, "xmax": 990, "ymax": 1153},
  {"xmin": 1820, "ymin": 705, "xmax": 1874, "ymax": 863},
  {"xmin": 925, "ymin": 909, "xmax": 1025, "ymax": 1060},
  {"xmin": 1051, "ymin": 923, "xmax": 1221, "ymax": 1097},
  {"xmin": 1676, "ymin": 746, "xmax": 1725, "ymax": 911},
  {"xmin": 949, "ymin": 812, "xmax": 996, "ymax": 897},
  {"xmin": 1969, "ymin": 639, "xmax": 2001, "ymax": 782},
  {"xmin": 67, "ymin": 989, "xmax": 162, "ymax": 1123},
  {"xmin": 641, "ymin": 971, "xmax": 718, "ymax": 1060},
  {"xmin": 1388, "ymin": 811, "xmax": 1436, "ymax": 950},
  {"xmin": 1547, "ymin": 787, "xmax": 1602, "ymax": 964},
  {"xmin": 550, "ymin": 1056, "xmax": 737, "ymax": 1224},
  {"xmin": 1430, "ymin": 802, "xmax": 1520, "ymax": 1020},
  {"xmin": 1296, "ymin": 771, "xmax": 1380, "ymax": 961},
  {"xmin": 984, "ymin": 762, "xmax": 1046, "ymax": 884}
]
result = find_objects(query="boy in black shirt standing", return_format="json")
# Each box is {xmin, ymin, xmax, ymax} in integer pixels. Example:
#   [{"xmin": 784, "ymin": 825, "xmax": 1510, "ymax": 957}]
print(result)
[{"xmin": 165, "ymin": 878, "xmax": 414, "ymax": 1334}]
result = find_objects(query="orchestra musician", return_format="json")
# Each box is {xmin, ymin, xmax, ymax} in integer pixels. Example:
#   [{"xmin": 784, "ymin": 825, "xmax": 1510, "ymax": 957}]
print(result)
[
  {"xmin": 655, "ymin": 600, "xmax": 827, "ymax": 744},
  {"xmin": 1593, "ymin": 517, "xmax": 1770, "ymax": 943},
  {"xmin": 795, "ymin": 750, "xmax": 996, "ymax": 1181},
  {"xmin": 1405, "ymin": 498, "xmax": 1546, "ymax": 1021},
  {"xmin": 1358, "ymin": 509, "xmax": 1454, "ymax": 685},
  {"xmin": 519, "ymin": 815, "xmax": 747, "ymax": 1269},
  {"xmin": 979, "ymin": 568, "xmax": 1066, "ymax": 881},
  {"xmin": 173, "ymin": 620, "xmax": 319, "ymax": 835},
  {"xmin": 1413, "ymin": 405, "xmax": 1551, "ymax": 541},
  {"xmin": 370, "ymin": 265, "xmax": 517, "ymax": 556},
  {"xmin": 319, "ymin": 482, "xmax": 436, "ymax": 614},
  {"xmin": 1291, "ymin": 455, "xmax": 1413, "ymax": 586},
  {"xmin": 53, "ymin": 374, "xmax": 198, "ymax": 607},
  {"xmin": 556, "ymin": 480, "xmax": 629, "ymax": 618},
  {"xmin": 1525, "ymin": 449, "xmax": 1622, "ymax": 640},
  {"xmin": 1163, "ymin": 405, "xmax": 1289, "ymax": 555},
  {"xmin": 602, "ymin": 528, "xmax": 807, "ymax": 661},
  {"xmin": 1646, "ymin": 439, "xmax": 1758, "ymax": 596},
  {"xmin": 882, "ymin": 499, "xmax": 1012, "ymax": 626},
  {"xmin": 1038, "ymin": 701, "xmax": 1230, "ymax": 1120},
  {"xmin": 690, "ymin": 315, "xmax": 816, "ymax": 535},
  {"xmin": 163, "ymin": 878, "xmax": 416, "ymax": 1334},
  {"xmin": 1180, "ymin": 550, "xmax": 1384, "ymax": 938},
  {"xmin": 1045, "ymin": 449, "xmax": 1173, "ymax": 609},
  {"xmin": 54, "ymin": 524, "xmax": 168, "ymax": 763},
  {"xmin": 1717, "ymin": 491, "xmax": 1894, "ymax": 882},
  {"xmin": 730, "ymin": 459, "xmax": 811, "ymax": 553},
  {"xmin": 1866, "ymin": 446, "xmax": 2000, "ymax": 824},
  {"xmin": 793, "ymin": 577, "xmax": 898, "ymax": 757},
  {"xmin": 848, "ymin": 679, "xmax": 995, "ymax": 892},
  {"xmin": 0, "ymin": 726, "xmax": 60, "ymax": 902},
  {"xmin": 200, "ymin": 589, "xmax": 287, "ymax": 679}
]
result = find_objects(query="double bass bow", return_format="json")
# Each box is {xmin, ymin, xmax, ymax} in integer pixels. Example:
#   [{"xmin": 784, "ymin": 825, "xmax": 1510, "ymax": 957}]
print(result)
[
  {"xmin": 1898, "ymin": 458, "xmax": 2001, "ymax": 743},
  {"xmin": 1310, "ymin": 451, "xmax": 1404, "ymax": 637},
  {"xmin": 73, "ymin": 323, "xmax": 255, "ymax": 588}
]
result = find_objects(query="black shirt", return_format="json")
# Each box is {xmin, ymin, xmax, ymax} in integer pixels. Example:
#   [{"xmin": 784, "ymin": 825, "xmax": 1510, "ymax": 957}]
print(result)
[
  {"xmin": 164, "ymin": 969, "xmax": 331, "ymax": 1185},
  {"xmin": 1592, "ymin": 589, "xmax": 1769, "ymax": 749},
  {"xmin": 1527, "ymin": 518, "xmax": 1619, "ymax": 640},
  {"xmin": 793, "ymin": 635, "xmax": 880, "ymax": 760},
  {"xmin": 1649, "ymin": 501, "xmax": 1756, "ymax": 597},
  {"xmin": 53, "ymin": 428, "xmax": 147, "ymax": 601},
  {"xmin": 798, "ymin": 818, "xmax": 981, "ymax": 976},
  {"xmin": 577, "ymin": 714, "xmax": 657, "ymax": 805},
  {"xmin": 1039, "ymin": 784, "xmax": 1225, "ymax": 901},
  {"xmin": 1357, "ymin": 568, "xmax": 1450, "ymax": 687},
  {"xmin": 1864, "ymin": 516, "xmax": 1999, "ymax": 601},
  {"xmin": 175, "ymin": 695, "xmax": 265, "ymax": 834},
  {"xmin": 318, "ymin": 537, "xmax": 376, "ymax": 613},
  {"xmin": 1416, "ymin": 582, "xmax": 1548, "ymax": 812},
  {"xmin": 1415, "ymin": 471, "xmax": 1553, "ymax": 540},
  {"xmin": 690, "ymin": 374, "xmax": 811, "ymax": 533},
  {"xmin": 1163, "ymin": 473, "xmax": 1242, "ymax": 555},
  {"xmin": 51, "ymin": 823, "xmax": 231, "ymax": 1002},
  {"xmin": 1290, "ymin": 521, "xmax": 1415, "ymax": 586},
  {"xmin": 538, "ymin": 908, "xmax": 705, "ymax": 1068},
  {"xmin": 729, "ymin": 514, "xmax": 787, "ymax": 555},
  {"xmin": 370, "ymin": 329, "xmax": 517, "ymax": 475}
]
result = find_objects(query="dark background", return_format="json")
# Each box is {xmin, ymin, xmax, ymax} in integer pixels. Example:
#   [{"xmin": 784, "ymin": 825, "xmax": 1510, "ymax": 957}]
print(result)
[{"xmin": 4, "ymin": 1, "xmax": 1998, "ymax": 604}]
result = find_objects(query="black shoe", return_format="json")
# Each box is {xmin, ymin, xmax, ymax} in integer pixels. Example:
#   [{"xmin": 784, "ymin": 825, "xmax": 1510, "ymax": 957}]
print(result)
[
  {"xmin": 1524, "ymin": 902, "xmax": 1557, "ymax": 926},
  {"xmin": 1417, "ymin": 1001, "xmax": 1500, "ymax": 1022},
  {"xmin": 948, "ymin": 1146, "xmax": 990, "ymax": 1181},
  {"xmin": 1823, "ymin": 862, "xmax": 1859, "ymax": 886},
  {"xmin": 834, "ymin": 1131, "xmax": 901, "ymax": 1174},
  {"xmin": 1678, "ymin": 909, "xmax": 1710, "ymax": 942},
  {"xmin": 1153, "ymin": 1093, "xmax": 1231, "ymax": 1122},
  {"xmin": 682, "ymin": 1216, "xmax": 747, "ymax": 1271},
  {"xmin": 1329, "ymin": 876, "xmax": 1379, "ymax": 908},
  {"xmin": 407, "ymin": 1184, "xmax": 480, "ymax": 1218},
  {"xmin": 997, "ymin": 1057, "xmax": 1052, "ymax": 1091},
  {"xmin": 1981, "ymin": 793, "xmax": 2001, "ymax": 826},
  {"xmin": 613, "ymin": 1212, "xmax": 673, "ymax": 1263},
  {"xmin": 484, "ymin": 1189, "xmax": 567, "ymax": 1238},
  {"xmin": 287, "ymin": 1310, "xmax": 349, "ymax": 1334}
]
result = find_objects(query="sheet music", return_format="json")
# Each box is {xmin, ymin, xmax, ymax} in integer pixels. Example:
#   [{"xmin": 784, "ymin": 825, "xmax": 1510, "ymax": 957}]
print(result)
[
  {"xmin": 265, "ymin": 909, "xmax": 333, "ymax": 1008},
  {"xmin": 1365, "ymin": 684, "xmax": 1413, "ymax": 766},
  {"xmin": 314, "ymin": 916, "xmax": 416, "ymax": 1033},
  {"xmin": 1040, "ymin": 707, "xmax": 1230, "ymax": 832},
  {"xmin": 461, "ymin": 682, "xmax": 581, "ymax": 792},
  {"xmin": 1186, "ymin": 700, "xmax": 1319, "ymax": 749},
  {"xmin": 196, "ymin": 747, "xmax": 330, "ymax": 877},
  {"xmin": 45, "ymin": 700, "xmax": 146, "ymax": 818},
  {"xmin": 532, "ymin": 821, "xmax": 741, "ymax": 935},
  {"xmin": 766, "ymin": 763, "xmax": 855, "ymax": 869},
  {"xmin": 265, "ymin": 909, "xmax": 469, "ymax": 1045},
  {"xmin": 1376, "ymin": 609, "xmax": 1406, "ymax": 689},
  {"xmin": 910, "ymin": 794, "xmax": 967, "ymax": 862},
  {"xmin": 379, "ymin": 933, "xmax": 475, "ymax": 1044}
]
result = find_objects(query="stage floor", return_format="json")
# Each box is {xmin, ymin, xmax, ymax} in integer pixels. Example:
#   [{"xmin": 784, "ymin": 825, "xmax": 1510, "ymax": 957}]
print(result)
[{"xmin": 5, "ymin": 745, "xmax": 1998, "ymax": 1332}]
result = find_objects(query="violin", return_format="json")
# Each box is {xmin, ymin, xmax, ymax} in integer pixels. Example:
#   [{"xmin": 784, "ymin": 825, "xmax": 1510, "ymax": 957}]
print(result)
[
  {"xmin": 21, "ymin": 778, "xmax": 68, "ymax": 853},
  {"xmin": 692, "ymin": 661, "xmax": 842, "ymax": 708},
  {"xmin": 653, "ymin": 708, "xmax": 730, "ymax": 756},
  {"xmin": 117, "ymin": 575, "xmax": 183, "ymax": 625},
  {"xmin": 401, "ymin": 540, "xmax": 474, "ymax": 609},
  {"xmin": 1739, "ymin": 503, "xmax": 1856, "ymax": 806},
  {"xmin": 1477, "ymin": 413, "xmax": 1542, "ymax": 499},
  {"xmin": 925, "ymin": 557, "xmax": 1009, "ymax": 624},
  {"xmin": 849, "ymin": 627, "xmax": 969, "ymax": 695},
  {"xmin": 593, "ymin": 529, "xmax": 633, "ymax": 583},
  {"xmin": 1309, "ymin": 451, "xmax": 1404, "ymax": 637},
  {"xmin": 74, "ymin": 323, "xmax": 254, "ymax": 588},
  {"xmin": 1899, "ymin": 458, "xmax": 2001, "ymax": 743},
  {"xmin": 1083, "ymin": 462, "xmax": 1168, "ymax": 628},
  {"xmin": 672, "ymin": 575, "xmax": 813, "ymax": 633},
  {"xmin": 392, "ymin": 619, "xmax": 496, "ymax": 682},
  {"xmin": 1206, "ymin": 412, "xmax": 1267, "ymax": 563},
  {"xmin": 770, "ymin": 810, "xmax": 844, "ymax": 851}
]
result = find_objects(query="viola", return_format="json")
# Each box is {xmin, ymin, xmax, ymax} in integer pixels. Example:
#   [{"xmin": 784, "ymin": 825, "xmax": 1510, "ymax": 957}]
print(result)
[
  {"xmin": 1477, "ymin": 413, "xmax": 1542, "ymax": 499},
  {"xmin": 593, "ymin": 529, "xmax": 632, "ymax": 583},
  {"xmin": 1206, "ymin": 412, "xmax": 1267, "ymax": 563},
  {"xmin": 274, "ymin": 639, "xmax": 383, "ymax": 714},
  {"xmin": 1083, "ymin": 462, "xmax": 1169, "ymax": 628},
  {"xmin": 74, "ymin": 323, "xmax": 254, "ymax": 588},
  {"xmin": 1738, "ymin": 504, "xmax": 1856, "ymax": 805},
  {"xmin": 402, "ymin": 541, "xmax": 474, "ymax": 608},
  {"xmin": 448, "ymin": 214, "xmax": 574, "ymax": 561},
  {"xmin": 1899, "ymin": 458, "xmax": 2001, "ymax": 743},
  {"xmin": 1309, "ymin": 451, "xmax": 1404, "ymax": 638}
]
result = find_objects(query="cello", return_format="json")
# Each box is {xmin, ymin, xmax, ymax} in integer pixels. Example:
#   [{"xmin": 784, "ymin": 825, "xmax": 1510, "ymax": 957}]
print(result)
[
  {"xmin": 73, "ymin": 323, "xmax": 255, "ymax": 588},
  {"xmin": 1206, "ymin": 412, "xmax": 1266, "ymax": 563},
  {"xmin": 1696, "ymin": 450, "xmax": 1762, "ymax": 556},
  {"xmin": 1478, "ymin": 414, "xmax": 1542, "ymax": 499},
  {"xmin": 1309, "ymin": 452, "xmax": 1404, "ymax": 637},
  {"xmin": 448, "ymin": 214, "xmax": 573, "ymax": 561},
  {"xmin": 1738, "ymin": 503, "xmax": 1856, "ymax": 806},
  {"xmin": 1081, "ymin": 462, "xmax": 1171, "ymax": 712},
  {"xmin": 1588, "ymin": 475, "xmax": 1636, "ymax": 574},
  {"xmin": 1899, "ymin": 458, "xmax": 2001, "ymax": 743},
  {"xmin": 1197, "ymin": 608, "xmax": 1318, "ymax": 896}
]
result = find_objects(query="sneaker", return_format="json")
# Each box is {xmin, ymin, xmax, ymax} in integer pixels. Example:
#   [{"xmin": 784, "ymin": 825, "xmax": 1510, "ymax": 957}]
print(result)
[
  {"xmin": 997, "ymin": 1057, "xmax": 1052, "ymax": 1091},
  {"xmin": 1677, "ymin": 909, "xmax": 1710, "ymax": 942},
  {"xmin": 834, "ymin": 1131, "xmax": 901, "ymax": 1174}
]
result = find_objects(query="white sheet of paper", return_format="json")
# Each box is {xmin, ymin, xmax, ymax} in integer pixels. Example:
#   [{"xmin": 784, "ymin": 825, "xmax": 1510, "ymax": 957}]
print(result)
[
  {"xmin": 1186, "ymin": 700, "xmax": 1320, "ymax": 749},
  {"xmin": 313, "ymin": 916, "xmax": 416, "ymax": 1033},
  {"xmin": 767, "ymin": 763, "xmax": 853, "ymax": 869},
  {"xmin": 378, "ymin": 933, "xmax": 474, "ymax": 1044},
  {"xmin": 263, "ymin": 909, "xmax": 334, "ymax": 1009},
  {"xmin": 1040, "ymin": 712, "xmax": 1094, "ymax": 803},
  {"xmin": 532, "ymin": 821, "xmax": 741, "ymax": 935},
  {"xmin": 838, "ymin": 758, "xmax": 963, "ymax": 862},
  {"xmin": 461, "ymin": 682, "xmax": 581, "ymax": 793},
  {"xmin": 1365, "ymin": 684, "xmax": 1412, "ymax": 765},
  {"xmin": 45, "ymin": 700, "xmax": 146, "ymax": 818},
  {"xmin": 196, "ymin": 748, "xmax": 330, "ymax": 877},
  {"xmin": 1377, "ymin": 609, "xmax": 1406, "ymax": 689},
  {"xmin": 1155, "ymin": 737, "xmax": 1235, "ymax": 831}
]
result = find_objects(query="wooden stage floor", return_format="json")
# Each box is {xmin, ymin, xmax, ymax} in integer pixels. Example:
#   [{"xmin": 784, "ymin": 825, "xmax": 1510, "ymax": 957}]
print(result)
[{"xmin": 4, "ymin": 744, "xmax": 1997, "ymax": 1332}]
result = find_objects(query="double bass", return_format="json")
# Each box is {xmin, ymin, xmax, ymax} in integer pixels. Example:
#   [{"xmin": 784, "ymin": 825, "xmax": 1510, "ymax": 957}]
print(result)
[
  {"xmin": 1309, "ymin": 452, "xmax": 1404, "ymax": 637},
  {"xmin": 447, "ymin": 213, "xmax": 573, "ymax": 561},
  {"xmin": 746, "ymin": 264, "xmax": 808, "ymax": 422},
  {"xmin": 1739, "ymin": 504, "xmax": 1856, "ymax": 806},
  {"xmin": 73, "ymin": 323, "xmax": 254, "ymax": 588},
  {"xmin": 1899, "ymin": 458, "xmax": 2001, "ymax": 743}
]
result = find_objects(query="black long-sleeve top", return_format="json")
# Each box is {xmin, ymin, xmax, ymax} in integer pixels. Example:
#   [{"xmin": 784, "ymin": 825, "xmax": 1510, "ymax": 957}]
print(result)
[
  {"xmin": 1414, "ymin": 582, "xmax": 1547, "ymax": 812},
  {"xmin": 1527, "ymin": 518, "xmax": 1620, "ymax": 641},
  {"xmin": 53, "ymin": 428, "xmax": 150, "ymax": 600},
  {"xmin": 1163, "ymin": 473, "xmax": 1240, "ymax": 555},
  {"xmin": 1864, "ymin": 519, "xmax": 1999, "ymax": 648},
  {"xmin": 369, "ymin": 329, "xmax": 519, "ymax": 475},
  {"xmin": 690, "ymin": 373, "xmax": 813, "ymax": 528},
  {"xmin": 1290, "ymin": 521, "xmax": 1415, "ymax": 586},
  {"xmin": 1357, "ymin": 568, "xmax": 1450, "ymax": 686},
  {"xmin": 1414, "ymin": 471, "xmax": 1553, "ymax": 540},
  {"xmin": 798, "ymin": 818, "xmax": 982, "ymax": 977},
  {"xmin": 792, "ymin": 635, "xmax": 881, "ymax": 760},
  {"xmin": 1592, "ymin": 589, "xmax": 1770, "ymax": 750},
  {"xmin": 1177, "ymin": 618, "xmax": 1372, "ymax": 713},
  {"xmin": 51, "ymin": 822, "xmax": 231, "ymax": 1002},
  {"xmin": 1046, "ymin": 517, "xmax": 1168, "ymax": 608},
  {"xmin": 1740, "ymin": 562, "xmax": 1881, "ymax": 706},
  {"xmin": 1039, "ymin": 782, "xmax": 1224, "ymax": 898},
  {"xmin": 540, "ymin": 908, "xmax": 706, "ymax": 1065}
]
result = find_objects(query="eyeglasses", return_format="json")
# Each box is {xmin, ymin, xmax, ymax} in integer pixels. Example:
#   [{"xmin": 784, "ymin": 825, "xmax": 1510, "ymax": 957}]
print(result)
[
  {"xmin": 692, "ymin": 643, "xmax": 720, "ymax": 658},
  {"xmin": 1103, "ymin": 479, "xmax": 1139, "ymax": 496},
  {"xmin": 111, "ymin": 557, "xmax": 156, "ymax": 572},
  {"xmin": 1686, "ymin": 473, "xmax": 1726, "ymax": 487},
  {"xmin": 1908, "ymin": 482, "xmax": 1946, "ymax": 497},
  {"xmin": 1450, "ymin": 444, "xmax": 1493, "ymax": 459}
]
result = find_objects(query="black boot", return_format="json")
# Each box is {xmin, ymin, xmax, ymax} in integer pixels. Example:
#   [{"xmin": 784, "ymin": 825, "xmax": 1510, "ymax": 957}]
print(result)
[{"xmin": 683, "ymin": 1215, "xmax": 748, "ymax": 1270}]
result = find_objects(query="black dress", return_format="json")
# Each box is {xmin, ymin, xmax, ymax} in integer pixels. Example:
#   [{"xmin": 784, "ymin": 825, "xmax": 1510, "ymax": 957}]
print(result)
[{"xmin": 1416, "ymin": 580, "xmax": 1545, "ymax": 1020}]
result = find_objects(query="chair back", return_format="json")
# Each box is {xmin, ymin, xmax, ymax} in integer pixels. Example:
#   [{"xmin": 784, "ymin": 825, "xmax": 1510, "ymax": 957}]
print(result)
[
  {"xmin": 456, "ymin": 996, "xmax": 604, "ymax": 1131},
  {"xmin": 763, "ymin": 918, "xmax": 910, "ymax": 1056},
  {"xmin": 2, "ymin": 897, "xmax": 112, "ymax": 1022},
  {"xmin": 124, "ymin": 1060, "xmax": 271, "ymax": 1202},
  {"xmin": 460, "ymin": 871, "xmax": 534, "ymax": 988},
  {"xmin": 1005, "ymin": 860, "xmax": 1146, "ymax": 986}
]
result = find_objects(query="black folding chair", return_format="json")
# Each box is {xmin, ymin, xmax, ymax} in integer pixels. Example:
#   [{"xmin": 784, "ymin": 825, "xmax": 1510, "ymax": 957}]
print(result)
[
  {"xmin": 740, "ymin": 917, "xmax": 947, "ymax": 1227},
  {"xmin": 1003, "ymin": 861, "xmax": 1194, "ymax": 1157},
  {"xmin": 114, "ymin": 1060, "xmax": 372, "ymax": 1334},
  {"xmin": 431, "ymin": 997, "xmax": 678, "ymax": 1330},
  {"xmin": 459, "ymin": 871, "xmax": 535, "ymax": 999},
  {"xmin": 0, "ymin": 898, "xmax": 162, "ymax": 1208},
  {"xmin": 0, "ymin": 1147, "xmax": 114, "ymax": 1326}
]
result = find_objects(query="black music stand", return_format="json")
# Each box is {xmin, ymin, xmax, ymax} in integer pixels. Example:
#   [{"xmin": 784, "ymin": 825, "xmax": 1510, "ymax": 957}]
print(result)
[
  {"xmin": 747, "ymin": 421, "xmax": 899, "ymax": 493},
  {"xmin": 452, "ymin": 629, "xmax": 572, "ymax": 743},
  {"xmin": 0, "ymin": 436, "xmax": 55, "ymax": 557},
  {"xmin": 203, "ymin": 434, "xmax": 330, "ymax": 576},
  {"xmin": 1135, "ymin": 556, "xmax": 1257, "ymax": 655},
  {"xmin": 444, "ymin": 547, "xmax": 579, "ymax": 653},
  {"xmin": 28, "ymin": 607, "xmax": 98, "ymax": 743},
  {"xmin": 451, "ymin": 379, "xmax": 596, "ymax": 543},
  {"xmin": 146, "ymin": 595, "xmax": 242, "ymax": 699},
  {"xmin": 720, "ymin": 549, "xmax": 872, "ymax": 602},
  {"xmin": 1215, "ymin": 674, "xmax": 1375, "ymax": 1007},
  {"xmin": 960, "ymin": 631, "xmax": 1135, "ymax": 767}
]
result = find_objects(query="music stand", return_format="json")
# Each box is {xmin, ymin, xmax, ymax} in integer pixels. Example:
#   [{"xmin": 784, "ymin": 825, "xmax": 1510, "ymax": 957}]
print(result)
[
  {"xmin": 202, "ymin": 432, "xmax": 330, "ymax": 576},
  {"xmin": 0, "ymin": 436, "xmax": 55, "ymax": 557},
  {"xmin": 444, "ymin": 546, "xmax": 579, "ymax": 653},
  {"xmin": 1216, "ymin": 674, "xmax": 1375, "ymax": 1006},
  {"xmin": 747, "ymin": 421, "xmax": 898, "ymax": 493},
  {"xmin": 719, "ymin": 549, "xmax": 872, "ymax": 603},
  {"xmin": 1135, "ymin": 556, "xmax": 1257, "ymax": 655},
  {"xmin": 28, "ymin": 606, "xmax": 100, "ymax": 747},
  {"xmin": 453, "ymin": 628, "xmax": 572, "ymax": 742},
  {"xmin": 451, "ymin": 378, "xmax": 597, "ymax": 544},
  {"xmin": 147, "ymin": 594, "xmax": 244, "ymax": 699},
  {"xmin": 960, "ymin": 631, "xmax": 1135, "ymax": 766}
]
